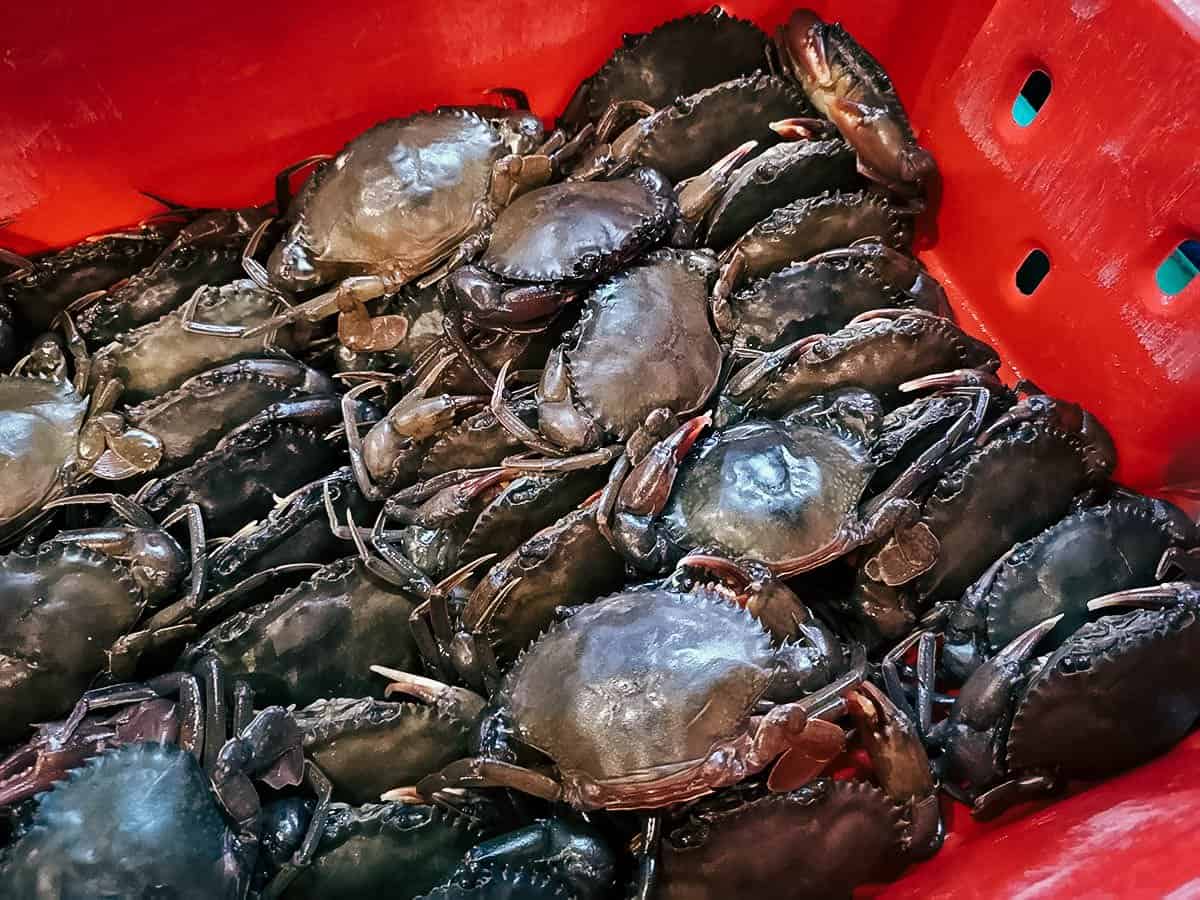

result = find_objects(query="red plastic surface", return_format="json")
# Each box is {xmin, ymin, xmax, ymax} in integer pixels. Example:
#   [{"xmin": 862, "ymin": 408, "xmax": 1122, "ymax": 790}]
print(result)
[{"xmin": 2, "ymin": 1, "xmax": 1198, "ymax": 895}]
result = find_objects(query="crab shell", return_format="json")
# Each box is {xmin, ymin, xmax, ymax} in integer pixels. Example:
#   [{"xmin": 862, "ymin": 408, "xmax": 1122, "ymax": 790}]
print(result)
[
  {"xmin": 2, "ymin": 227, "xmax": 178, "ymax": 332},
  {"xmin": 421, "ymin": 865, "xmax": 578, "ymax": 900},
  {"xmin": 539, "ymin": 248, "xmax": 722, "ymax": 449},
  {"xmin": 181, "ymin": 556, "xmax": 420, "ymax": 707},
  {"xmin": 296, "ymin": 697, "xmax": 469, "ymax": 805},
  {"xmin": 464, "ymin": 507, "xmax": 626, "ymax": 665},
  {"xmin": 704, "ymin": 137, "xmax": 859, "ymax": 249},
  {"xmin": 499, "ymin": 587, "xmax": 782, "ymax": 810},
  {"xmin": 0, "ymin": 542, "xmax": 146, "ymax": 744},
  {"xmin": 659, "ymin": 416, "xmax": 876, "ymax": 568},
  {"xmin": 658, "ymin": 780, "xmax": 903, "ymax": 900},
  {"xmin": 1008, "ymin": 603, "xmax": 1200, "ymax": 778},
  {"xmin": 0, "ymin": 376, "xmax": 87, "ymax": 531},
  {"xmin": 478, "ymin": 167, "xmax": 677, "ymax": 285},
  {"xmin": 124, "ymin": 358, "xmax": 335, "ymax": 472},
  {"xmin": 91, "ymin": 279, "xmax": 296, "ymax": 403},
  {"xmin": 559, "ymin": 7, "xmax": 767, "ymax": 130},
  {"xmin": 722, "ymin": 190, "xmax": 910, "ymax": 283},
  {"xmin": 284, "ymin": 801, "xmax": 495, "ymax": 900},
  {"xmin": 270, "ymin": 109, "xmax": 541, "ymax": 291},
  {"xmin": 945, "ymin": 495, "xmax": 1193, "ymax": 678},
  {"xmin": 726, "ymin": 248, "xmax": 947, "ymax": 352},
  {"xmin": 0, "ymin": 743, "xmax": 246, "ymax": 899},
  {"xmin": 611, "ymin": 73, "xmax": 812, "ymax": 183}
]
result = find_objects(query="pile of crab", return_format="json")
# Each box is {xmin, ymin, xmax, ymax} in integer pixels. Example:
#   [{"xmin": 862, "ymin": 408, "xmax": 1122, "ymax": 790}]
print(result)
[{"xmin": 1, "ymin": 7, "xmax": 1197, "ymax": 899}]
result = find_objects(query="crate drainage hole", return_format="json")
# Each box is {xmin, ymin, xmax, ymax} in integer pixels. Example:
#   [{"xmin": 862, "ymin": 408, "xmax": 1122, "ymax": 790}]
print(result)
[
  {"xmin": 1016, "ymin": 250, "xmax": 1050, "ymax": 294},
  {"xmin": 1012, "ymin": 70, "xmax": 1052, "ymax": 126},
  {"xmin": 1156, "ymin": 240, "xmax": 1200, "ymax": 296}
]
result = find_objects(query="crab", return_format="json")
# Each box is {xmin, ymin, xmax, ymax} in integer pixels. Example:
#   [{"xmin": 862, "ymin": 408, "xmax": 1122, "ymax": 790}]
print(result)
[
  {"xmin": 178, "ymin": 549, "xmax": 426, "ymax": 708},
  {"xmin": 929, "ymin": 581, "xmax": 1200, "ymax": 818},
  {"xmin": 702, "ymin": 132, "xmax": 860, "ymax": 249},
  {"xmin": 122, "ymin": 357, "xmax": 335, "ymax": 475},
  {"xmin": 722, "ymin": 241, "xmax": 952, "ymax": 352},
  {"xmin": 135, "ymin": 394, "xmax": 366, "ymax": 537},
  {"xmin": 438, "ymin": 157, "xmax": 750, "ymax": 382},
  {"xmin": 578, "ymin": 73, "xmax": 812, "ymax": 185},
  {"xmin": 102, "ymin": 277, "xmax": 304, "ymax": 403},
  {"xmin": 222, "ymin": 107, "xmax": 559, "ymax": 352},
  {"xmin": 845, "ymin": 393, "xmax": 1118, "ymax": 646},
  {"xmin": 0, "ymin": 336, "xmax": 162, "ymax": 540},
  {"xmin": 775, "ymin": 8, "xmax": 937, "ymax": 195},
  {"xmin": 557, "ymin": 7, "xmax": 767, "ymax": 134},
  {"xmin": 74, "ymin": 204, "xmax": 276, "ymax": 345},
  {"xmin": 714, "ymin": 309, "xmax": 1000, "ymax": 426},
  {"xmin": 712, "ymin": 190, "xmax": 914, "ymax": 303},
  {"xmin": 1, "ymin": 216, "xmax": 187, "ymax": 333},
  {"xmin": 486, "ymin": 248, "xmax": 723, "ymax": 465},
  {"xmin": 280, "ymin": 798, "xmax": 508, "ymax": 900},
  {"xmin": 656, "ymin": 682, "xmax": 940, "ymax": 900},
  {"xmin": 936, "ymin": 492, "xmax": 1196, "ymax": 680},
  {"xmin": 608, "ymin": 387, "xmax": 983, "ymax": 577},
  {"xmin": 0, "ymin": 662, "xmax": 331, "ymax": 900},
  {"xmin": 411, "ymin": 503, "xmax": 627, "ymax": 689},
  {"xmin": 387, "ymin": 465, "xmax": 606, "ymax": 580},
  {"xmin": 293, "ymin": 696, "xmax": 474, "ymax": 807},
  {"xmin": 406, "ymin": 557, "xmax": 867, "ymax": 813},
  {"xmin": 0, "ymin": 493, "xmax": 204, "ymax": 744}
]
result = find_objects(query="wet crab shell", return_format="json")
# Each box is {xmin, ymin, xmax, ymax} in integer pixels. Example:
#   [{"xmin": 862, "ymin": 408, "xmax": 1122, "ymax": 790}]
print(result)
[
  {"xmin": 181, "ymin": 556, "xmax": 420, "ymax": 707},
  {"xmin": 559, "ymin": 7, "xmax": 767, "ymax": 130},
  {"xmin": 979, "ymin": 496, "xmax": 1191, "ymax": 657},
  {"xmin": 724, "ymin": 190, "xmax": 910, "ymax": 281},
  {"xmin": 498, "ymin": 587, "xmax": 776, "ymax": 809},
  {"xmin": 704, "ymin": 137, "xmax": 860, "ymax": 249},
  {"xmin": 296, "ymin": 697, "xmax": 469, "ymax": 805},
  {"xmin": 542, "ymin": 248, "xmax": 721, "ymax": 447},
  {"xmin": 614, "ymin": 73, "xmax": 812, "ymax": 183},
  {"xmin": 420, "ymin": 865, "xmax": 579, "ymax": 900},
  {"xmin": 462, "ymin": 507, "xmax": 626, "ymax": 665},
  {"xmin": 479, "ymin": 167, "xmax": 677, "ymax": 284},
  {"xmin": 91, "ymin": 279, "xmax": 296, "ymax": 403},
  {"xmin": 660, "ymin": 417, "xmax": 876, "ymax": 567},
  {"xmin": 284, "ymin": 801, "xmax": 496, "ymax": 900},
  {"xmin": 658, "ymin": 780, "xmax": 904, "ymax": 900},
  {"xmin": 0, "ymin": 743, "xmax": 245, "ymax": 899},
  {"xmin": 1007, "ymin": 604, "xmax": 1200, "ymax": 779},
  {"xmin": 0, "ymin": 376, "xmax": 87, "ymax": 531},
  {"xmin": 0, "ymin": 542, "xmax": 145, "ymax": 744},
  {"xmin": 270, "ymin": 109, "xmax": 536, "ymax": 289}
]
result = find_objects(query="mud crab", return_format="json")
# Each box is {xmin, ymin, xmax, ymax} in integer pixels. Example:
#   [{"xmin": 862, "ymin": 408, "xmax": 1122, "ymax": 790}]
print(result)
[
  {"xmin": 0, "ymin": 493, "xmax": 203, "ymax": 743},
  {"xmin": 937, "ymin": 492, "xmax": 1195, "ymax": 680},
  {"xmin": 488, "ymin": 248, "xmax": 722, "ymax": 463},
  {"xmin": 557, "ymin": 7, "xmax": 767, "ymax": 134},
  {"xmin": 846, "ymin": 393, "xmax": 1118, "ymax": 645},
  {"xmin": 723, "ymin": 242, "xmax": 952, "ymax": 352},
  {"xmin": 610, "ymin": 387, "xmax": 982, "ymax": 576},
  {"xmin": 775, "ymin": 9, "xmax": 937, "ymax": 195},
  {"xmin": 234, "ymin": 107, "xmax": 557, "ymax": 352},
  {"xmin": 715, "ymin": 309, "xmax": 999, "ymax": 426},
  {"xmin": 712, "ymin": 190, "xmax": 914, "ymax": 303},
  {"xmin": 932, "ymin": 582, "xmax": 1200, "ymax": 818},
  {"xmin": 408, "ymin": 558, "xmax": 866, "ymax": 812},
  {"xmin": 656, "ymin": 682, "xmax": 940, "ymax": 899}
]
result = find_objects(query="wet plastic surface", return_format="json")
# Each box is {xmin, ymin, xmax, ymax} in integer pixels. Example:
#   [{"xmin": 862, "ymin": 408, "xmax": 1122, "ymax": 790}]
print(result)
[{"xmin": 3, "ymin": 1, "xmax": 1199, "ymax": 895}]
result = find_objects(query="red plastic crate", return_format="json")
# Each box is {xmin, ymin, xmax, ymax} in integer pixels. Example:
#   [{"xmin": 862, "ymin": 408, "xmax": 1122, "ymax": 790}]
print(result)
[{"xmin": 2, "ymin": 0, "xmax": 1198, "ymax": 895}]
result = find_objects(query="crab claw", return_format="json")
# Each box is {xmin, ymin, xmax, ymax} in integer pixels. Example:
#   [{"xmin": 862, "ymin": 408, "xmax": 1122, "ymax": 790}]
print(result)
[
  {"xmin": 392, "ymin": 468, "xmax": 511, "ymax": 528},
  {"xmin": 617, "ymin": 413, "xmax": 710, "ymax": 517},
  {"xmin": 676, "ymin": 140, "xmax": 758, "ymax": 227},
  {"xmin": 370, "ymin": 666, "xmax": 487, "ymax": 723},
  {"xmin": 1087, "ymin": 581, "xmax": 1200, "ymax": 612},
  {"xmin": 776, "ymin": 8, "xmax": 833, "ymax": 89},
  {"xmin": 769, "ymin": 117, "xmax": 835, "ymax": 141},
  {"xmin": 900, "ymin": 367, "xmax": 1007, "ymax": 395}
]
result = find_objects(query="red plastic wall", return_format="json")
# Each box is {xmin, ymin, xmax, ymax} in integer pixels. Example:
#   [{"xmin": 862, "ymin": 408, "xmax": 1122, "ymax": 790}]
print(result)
[{"xmin": 2, "ymin": 1, "xmax": 1199, "ymax": 894}]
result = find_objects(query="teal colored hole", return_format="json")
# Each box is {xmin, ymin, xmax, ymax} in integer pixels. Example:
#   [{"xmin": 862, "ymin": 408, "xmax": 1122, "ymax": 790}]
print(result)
[
  {"xmin": 1012, "ymin": 70, "xmax": 1052, "ymax": 126},
  {"xmin": 1156, "ymin": 240, "xmax": 1200, "ymax": 295}
]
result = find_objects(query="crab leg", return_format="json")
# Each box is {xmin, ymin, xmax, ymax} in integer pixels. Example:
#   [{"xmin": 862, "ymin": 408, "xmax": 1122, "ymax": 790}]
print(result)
[
  {"xmin": 490, "ymin": 358, "xmax": 565, "ymax": 457},
  {"xmin": 1087, "ymin": 581, "xmax": 1199, "ymax": 611},
  {"xmin": 409, "ymin": 758, "xmax": 563, "ymax": 804},
  {"xmin": 631, "ymin": 815, "xmax": 663, "ymax": 900}
]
